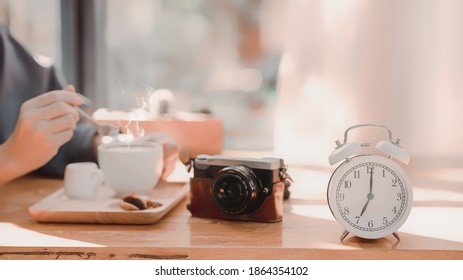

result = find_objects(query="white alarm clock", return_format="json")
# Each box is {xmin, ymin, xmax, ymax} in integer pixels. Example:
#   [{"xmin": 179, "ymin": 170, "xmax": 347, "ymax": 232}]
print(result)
[{"xmin": 327, "ymin": 124, "xmax": 413, "ymax": 241}]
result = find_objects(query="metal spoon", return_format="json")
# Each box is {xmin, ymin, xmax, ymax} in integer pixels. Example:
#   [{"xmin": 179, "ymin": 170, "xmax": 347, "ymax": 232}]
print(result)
[{"xmin": 75, "ymin": 106, "xmax": 119, "ymax": 137}]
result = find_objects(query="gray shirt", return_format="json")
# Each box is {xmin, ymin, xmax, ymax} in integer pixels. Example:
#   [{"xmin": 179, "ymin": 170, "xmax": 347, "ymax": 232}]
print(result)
[{"xmin": 0, "ymin": 26, "xmax": 97, "ymax": 177}]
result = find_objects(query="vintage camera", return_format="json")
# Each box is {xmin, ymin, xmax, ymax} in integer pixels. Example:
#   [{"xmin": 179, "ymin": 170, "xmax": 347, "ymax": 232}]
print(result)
[{"xmin": 186, "ymin": 154, "xmax": 291, "ymax": 222}]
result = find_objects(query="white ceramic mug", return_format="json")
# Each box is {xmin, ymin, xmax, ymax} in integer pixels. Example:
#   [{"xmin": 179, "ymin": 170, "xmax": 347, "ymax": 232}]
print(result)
[
  {"xmin": 98, "ymin": 141, "xmax": 164, "ymax": 196},
  {"xmin": 64, "ymin": 162, "xmax": 104, "ymax": 200}
]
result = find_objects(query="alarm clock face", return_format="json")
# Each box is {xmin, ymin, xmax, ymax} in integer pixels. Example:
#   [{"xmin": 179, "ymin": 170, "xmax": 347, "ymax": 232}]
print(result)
[{"xmin": 327, "ymin": 155, "xmax": 413, "ymax": 239}]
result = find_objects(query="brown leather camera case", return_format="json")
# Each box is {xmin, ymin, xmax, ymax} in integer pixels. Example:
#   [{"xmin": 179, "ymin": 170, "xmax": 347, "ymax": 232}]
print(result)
[{"xmin": 188, "ymin": 177, "xmax": 284, "ymax": 222}]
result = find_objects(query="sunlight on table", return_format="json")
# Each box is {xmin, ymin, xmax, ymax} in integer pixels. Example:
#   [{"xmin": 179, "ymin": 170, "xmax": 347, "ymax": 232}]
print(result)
[
  {"xmin": 400, "ymin": 207, "xmax": 463, "ymax": 244},
  {"xmin": 0, "ymin": 223, "xmax": 104, "ymax": 247}
]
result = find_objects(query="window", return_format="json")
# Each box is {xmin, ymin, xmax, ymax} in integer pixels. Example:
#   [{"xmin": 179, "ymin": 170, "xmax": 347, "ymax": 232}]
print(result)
[{"xmin": 101, "ymin": 0, "xmax": 283, "ymax": 150}]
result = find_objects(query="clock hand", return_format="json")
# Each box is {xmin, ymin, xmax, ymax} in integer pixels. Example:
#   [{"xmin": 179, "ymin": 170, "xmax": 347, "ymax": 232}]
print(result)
[
  {"xmin": 369, "ymin": 167, "xmax": 374, "ymax": 194},
  {"xmin": 359, "ymin": 198, "xmax": 370, "ymax": 217},
  {"xmin": 360, "ymin": 169, "xmax": 374, "ymax": 217}
]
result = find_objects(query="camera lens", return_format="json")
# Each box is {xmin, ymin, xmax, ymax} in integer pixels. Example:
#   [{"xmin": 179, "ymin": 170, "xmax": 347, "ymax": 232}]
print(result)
[{"xmin": 213, "ymin": 166, "xmax": 261, "ymax": 215}]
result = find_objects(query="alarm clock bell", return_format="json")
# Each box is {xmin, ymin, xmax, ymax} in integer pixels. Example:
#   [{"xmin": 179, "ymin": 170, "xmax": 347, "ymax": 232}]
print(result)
[
  {"xmin": 328, "ymin": 142, "xmax": 361, "ymax": 165},
  {"xmin": 375, "ymin": 140, "xmax": 410, "ymax": 164}
]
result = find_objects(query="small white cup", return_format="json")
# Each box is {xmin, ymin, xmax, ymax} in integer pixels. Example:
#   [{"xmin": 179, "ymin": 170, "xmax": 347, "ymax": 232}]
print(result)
[
  {"xmin": 98, "ymin": 141, "xmax": 164, "ymax": 197},
  {"xmin": 64, "ymin": 162, "xmax": 104, "ymax": 200}
]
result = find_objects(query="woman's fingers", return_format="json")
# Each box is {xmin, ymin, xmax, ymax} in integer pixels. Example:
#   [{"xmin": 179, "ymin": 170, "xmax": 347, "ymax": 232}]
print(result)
[
  {"xmin": 51, "ymin": 129, "xmax": 74, "ymax": 147},
  {"xmin": 29, "ymin": 100, "xmax": 78, "ymax": 122},
  {"xmin": 40, "ymin": 113, "xmax": 77, "ymax": 133},
  {"xmin": 24, "ymin": 90, "xmax": 84, "ymax": 108}
]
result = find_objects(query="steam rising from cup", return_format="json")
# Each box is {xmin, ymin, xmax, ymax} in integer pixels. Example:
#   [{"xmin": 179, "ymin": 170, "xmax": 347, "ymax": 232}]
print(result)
[{"xmin": 99, "ymin": 88, "xmax": 173, "ymax": 145}]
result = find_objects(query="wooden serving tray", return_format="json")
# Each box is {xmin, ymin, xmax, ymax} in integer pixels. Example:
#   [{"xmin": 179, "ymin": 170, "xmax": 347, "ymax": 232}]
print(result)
[{"xmin": 28, "ymin": 181, "xmax": 189, "ymax": 225}]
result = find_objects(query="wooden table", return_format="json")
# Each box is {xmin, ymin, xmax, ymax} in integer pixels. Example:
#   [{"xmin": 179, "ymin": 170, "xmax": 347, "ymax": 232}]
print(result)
[{"xmin": 1, "ymin": 156, "xmax": 462, "ymax": 260}]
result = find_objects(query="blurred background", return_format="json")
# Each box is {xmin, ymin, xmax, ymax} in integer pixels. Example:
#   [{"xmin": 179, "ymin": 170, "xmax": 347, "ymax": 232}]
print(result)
[{"xmin": 1, "ymin": 0, "xmax": 462, "ymax": 166}]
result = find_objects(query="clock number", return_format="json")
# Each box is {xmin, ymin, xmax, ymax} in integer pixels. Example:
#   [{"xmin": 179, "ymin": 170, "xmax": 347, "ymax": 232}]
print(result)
[
  {"xmin": 382, "ymin": 169, "xmax": 386, "ymax": 177},
  {"xmin": 344, "ymin": 181, "xmax": 352, "ymax": 188},
  {"xmin": 353, "ymin": 171, "xmax": 360, "ymax": 179},
  {"xmin": 368, "ymin": 220, "xmax": 374, "ymax": 228},
  {"xmin": 392, "ymin": 206, "xmax": 397, "ymax": 214},
  {"xmin": 355, "ymin": 216, "xmax": 360, "ymax": 224},
  {"xmin": 339, "ymin": 193, "xmax": 345, "ymax": 201},
  {"xmin": 392, "ymin": 179, "xmax": 398, "ymax": 187},
  {"xmin": 344, "ymin": 207, "xmax": 350, "ymax": 215},
  {"xmin": 383, "ymin": 217, "xmax": 388, "ymax": 224},
  {"xmin": 397, "ymin": 193, "xmax": 403, "ymax": 201},
  {"xmin": 367, "ymin": 166, "xmax": 374, "ymax": 174}
]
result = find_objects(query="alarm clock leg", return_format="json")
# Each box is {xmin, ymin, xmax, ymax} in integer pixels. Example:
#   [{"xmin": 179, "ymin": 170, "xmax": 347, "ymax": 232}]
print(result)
[
  {"xmin": 393, "ymin": 232, "xmax": 401, "ymax": 241},
  {"xmin": 340, "ymin": 230, "xmax": 349, "ymax": 241}
]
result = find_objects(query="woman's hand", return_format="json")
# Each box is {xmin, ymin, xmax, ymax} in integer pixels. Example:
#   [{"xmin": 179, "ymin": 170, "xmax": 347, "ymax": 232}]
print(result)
[{"xmin": 0, "ymin": 87, "xmax": 83, "ymax": 184}]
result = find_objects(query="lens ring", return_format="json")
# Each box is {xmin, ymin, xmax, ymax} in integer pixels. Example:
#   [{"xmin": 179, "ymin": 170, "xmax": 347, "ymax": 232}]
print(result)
[{"xmin": 212, "ymin": 166, "xmax": 261, "ymax": 215}]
